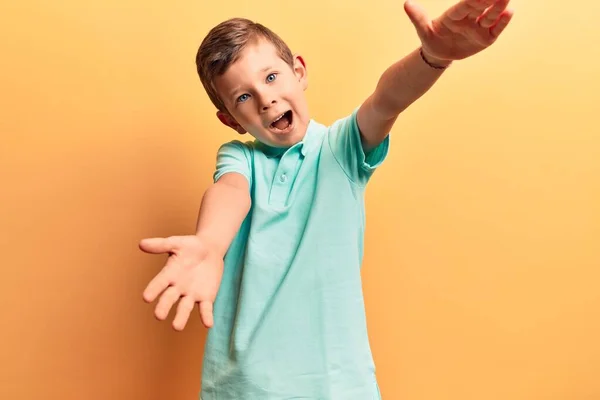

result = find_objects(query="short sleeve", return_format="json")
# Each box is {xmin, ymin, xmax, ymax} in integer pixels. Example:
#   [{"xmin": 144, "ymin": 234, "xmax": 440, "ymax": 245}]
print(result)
[
  {"xmin": 327, "ymin": 107, "xmax": 390, "ymax": 185},
  {"xmin": 213, "ymin": 140, "xmax": 253, "ymax": 189}
]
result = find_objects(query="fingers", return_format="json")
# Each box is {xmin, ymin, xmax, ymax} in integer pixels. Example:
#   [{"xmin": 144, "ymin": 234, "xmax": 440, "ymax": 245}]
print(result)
[
  {"xmin": 199, "ymin": 301, "xmax": 214, "ymax": 329},
  {"xmin": 155, "ymin": 290, "xmax": 202, "ymax": 331},
  {"xmin": 467, "ymin": 0, "xmax": 513, "ymax": 45},
  {"xmin": 477, "ymin": 0, "xmax": 510, "ymax": 28},
  {"xmin": 139, "ymin": 236, "xmax": 181, "ymax": 254},
  {"xmin": 475, "ymin": 6, "xmax": 513, "ymax": 44},
  {"xmin": 446, "ymin": 0, "xmax": 494, "ymax": 21},
  {"xmin": 154, "ymin": 286, "xmax": 180, "ymax": 320},
  {"xmin": 164, "ymin": 297, "xmax": 214, "ymax": 331},
  {"xmin": 468, "ymin": 0, "xmax": 495, "ymax": 19},
  {"xmin": 142, "ymin": 257, "xmax": 176, "ymax": 302},
  {"xmin": 490, "ymin": 9, "xmax": 513, "ymax": 38},
  {"xmin": 172, "ymin": 295, "xmax": 196, "ymax": 331}
]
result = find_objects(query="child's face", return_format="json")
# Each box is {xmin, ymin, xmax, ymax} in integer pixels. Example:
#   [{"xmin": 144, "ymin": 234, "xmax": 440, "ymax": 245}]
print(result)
[{"xmin": 214, "ymin": 39, "xmax": 309, "ymax": 148}]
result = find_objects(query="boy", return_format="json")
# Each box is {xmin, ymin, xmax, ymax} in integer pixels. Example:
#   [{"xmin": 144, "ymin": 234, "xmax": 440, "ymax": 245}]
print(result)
[{"xmin": 139, "ymin": 0, "xmax": 513, "ymax": 398}]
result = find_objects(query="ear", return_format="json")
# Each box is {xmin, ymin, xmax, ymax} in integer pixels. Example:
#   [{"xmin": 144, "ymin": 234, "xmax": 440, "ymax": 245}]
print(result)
[
  {"xmin": 216, "ymin": 111, "xmax": 246, "ymax": 135},
  {"xmin": 293, "ymin": 54, "xmax": 308, "ymax": 91}
]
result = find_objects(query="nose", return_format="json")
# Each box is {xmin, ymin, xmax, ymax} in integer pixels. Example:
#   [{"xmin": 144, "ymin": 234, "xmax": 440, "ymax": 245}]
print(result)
[
  {"xmin": 262, "ymin": 99, "xmax": 276, "ymax": 111},
  {"xmin": 258, "ymin": 91, "xmax": 276, "ymax": 111}
]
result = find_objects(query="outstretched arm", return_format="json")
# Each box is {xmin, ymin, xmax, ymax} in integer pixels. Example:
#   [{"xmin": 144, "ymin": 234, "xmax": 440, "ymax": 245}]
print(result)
[
  {"xmin": 139, "ymin": 173, "xmax": 251, "ymax": 330},
  {"xmin": 357, "ymin": 0, "xmax": 514, "ymax": 151}
]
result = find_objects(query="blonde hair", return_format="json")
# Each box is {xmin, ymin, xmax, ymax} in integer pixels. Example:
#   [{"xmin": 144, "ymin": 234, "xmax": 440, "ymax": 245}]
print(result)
[{"xmin": 195, "ymin": 18, "xmax": 294, "ymax": 112}]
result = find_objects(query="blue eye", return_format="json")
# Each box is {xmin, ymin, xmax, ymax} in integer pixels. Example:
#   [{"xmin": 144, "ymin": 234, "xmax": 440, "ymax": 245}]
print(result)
[
  {"xmin": 237, "ymin": 94, "xmax": 250, "ymax": 103},
  {"xmin": 266, "ymin": 73, "xmax": 277, "ymax": 82}
]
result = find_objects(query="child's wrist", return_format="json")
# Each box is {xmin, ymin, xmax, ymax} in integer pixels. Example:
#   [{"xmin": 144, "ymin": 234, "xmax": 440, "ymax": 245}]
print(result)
[{"xmin": 420, "ymin": 47, "xmax": 452, "ymax": 70}]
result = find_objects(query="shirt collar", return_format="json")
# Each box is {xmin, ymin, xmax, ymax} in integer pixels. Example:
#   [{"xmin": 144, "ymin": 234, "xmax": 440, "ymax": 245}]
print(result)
[{"xmin": 255, "ymin": 119, "xmax": 319, "ymax": 158}]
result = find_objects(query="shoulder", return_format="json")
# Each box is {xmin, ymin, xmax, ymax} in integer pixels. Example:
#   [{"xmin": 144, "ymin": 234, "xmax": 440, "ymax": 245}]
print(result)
[
  {"xmin": 217, "ymin": 139, "xmax": 254, "ymax": 155},
  {"xmin": 217, "ymin": 139, "xmax": 276, "ymax": 158},
  {"xmin": 324, "ymin": 106, "xmax": 390, "ymax": 185},
  {"xmin": 327, "ymin": 107, "xmax": 360, "ymax": 134},
  {"xmin": 214, "ymin": 139, "xmax": 259, "ymax": 186}
]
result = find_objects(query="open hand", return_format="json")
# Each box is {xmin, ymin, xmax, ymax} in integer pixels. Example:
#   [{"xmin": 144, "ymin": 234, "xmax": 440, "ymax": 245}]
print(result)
[
  {"xmin": 404, "ymin": 0, "xmax": 514, "ymax": 63},
  {"xmin": 139, "ymin": 235, "xmax": 224, "ymax": 330}
]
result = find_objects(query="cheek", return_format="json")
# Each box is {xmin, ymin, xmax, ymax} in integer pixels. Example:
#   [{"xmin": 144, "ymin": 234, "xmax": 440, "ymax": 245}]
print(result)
[
  {"xmin": 281, "ymin": 80, "xmax": 302, "ymax": 98},
  {"xmin": 237, "ymin": 110, "xmax": 262, "ymax": 127}
]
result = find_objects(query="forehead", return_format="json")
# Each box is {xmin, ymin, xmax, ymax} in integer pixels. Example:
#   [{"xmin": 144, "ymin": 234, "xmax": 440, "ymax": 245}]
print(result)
[{"xmin": 215, "ymin": 39, "xmax": 289, "ymax": 94}]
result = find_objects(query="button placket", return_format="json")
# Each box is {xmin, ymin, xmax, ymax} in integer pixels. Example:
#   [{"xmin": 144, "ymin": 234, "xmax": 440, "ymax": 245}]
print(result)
[{"xmin": 269, "ymin": 149, "xmax": 297, "ymax": 206}]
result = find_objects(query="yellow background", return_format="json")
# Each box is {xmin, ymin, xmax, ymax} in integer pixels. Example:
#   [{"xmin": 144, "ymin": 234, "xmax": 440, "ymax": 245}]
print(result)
[{"xmin": 2, "ymin": 0, "xmax": 599, "ymax": 399}]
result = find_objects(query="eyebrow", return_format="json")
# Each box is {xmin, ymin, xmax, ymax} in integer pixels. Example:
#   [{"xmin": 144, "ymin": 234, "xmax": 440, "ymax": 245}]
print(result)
[{"xmin": 228, "ymin": 87, "xmax": 242, "ymax": 99}]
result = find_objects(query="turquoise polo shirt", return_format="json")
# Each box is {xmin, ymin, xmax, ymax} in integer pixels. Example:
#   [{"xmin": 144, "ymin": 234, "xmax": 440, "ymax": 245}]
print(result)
[{"xmin": 200, "ymin": 107, "xmax": 389, "ymax": 400}]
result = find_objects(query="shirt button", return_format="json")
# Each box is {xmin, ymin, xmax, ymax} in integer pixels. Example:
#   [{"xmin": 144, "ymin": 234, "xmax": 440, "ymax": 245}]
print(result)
[{"xmin": 279, "ymin": 173, "xmax": 287, "ymax": 183}]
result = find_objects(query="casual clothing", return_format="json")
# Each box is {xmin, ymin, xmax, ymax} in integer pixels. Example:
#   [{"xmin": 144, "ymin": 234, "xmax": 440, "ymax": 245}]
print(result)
[{"xmin": 200, "ymin": 108, "xmax": 389, "ymax": 400}]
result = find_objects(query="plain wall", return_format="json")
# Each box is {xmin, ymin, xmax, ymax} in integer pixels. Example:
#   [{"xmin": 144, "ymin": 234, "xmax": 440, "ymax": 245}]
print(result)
[{"xmin": 1, "ymin": 0, "xmax": 599, "ymax": 399}]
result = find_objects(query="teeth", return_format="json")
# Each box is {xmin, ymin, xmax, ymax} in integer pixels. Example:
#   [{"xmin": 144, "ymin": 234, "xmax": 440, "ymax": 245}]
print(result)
[{"xmin": 272, "ymin": 113, "xmax": 285, "ymax": 123}]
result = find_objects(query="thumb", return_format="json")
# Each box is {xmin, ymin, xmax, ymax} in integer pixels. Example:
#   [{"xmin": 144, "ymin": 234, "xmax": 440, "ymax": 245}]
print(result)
[
  {"xmin": 139, "ymin": 237, "xmax": 176, "ymax": 254},
  {"xmin": 404, "ymin": 0, "xmax": 430, "ymax": 39}
]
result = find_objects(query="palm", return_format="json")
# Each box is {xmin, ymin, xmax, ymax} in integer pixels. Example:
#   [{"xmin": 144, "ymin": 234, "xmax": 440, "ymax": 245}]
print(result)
[
  {"xmin": 139, "ymin": 235, "xmax": 224, "ymax": 330},
  {"xmin": 166, "ymin": 240, "xmax": 222, "ymax": 297},
  {"xmin": 405, "ymin": 0, "xmax": 514, "ymax": 61}
]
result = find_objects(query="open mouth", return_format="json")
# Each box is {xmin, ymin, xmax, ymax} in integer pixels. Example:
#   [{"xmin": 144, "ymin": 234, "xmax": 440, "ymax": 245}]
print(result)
[{"xmin": 269, "ymin": 110, "xmax": 293, "ymax": 132}]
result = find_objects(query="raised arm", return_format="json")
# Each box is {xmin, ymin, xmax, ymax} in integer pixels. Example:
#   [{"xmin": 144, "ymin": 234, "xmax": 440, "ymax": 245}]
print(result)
[{"xmin": 357, "ymin": 0, "xmax": 514, "ymax": 151}]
